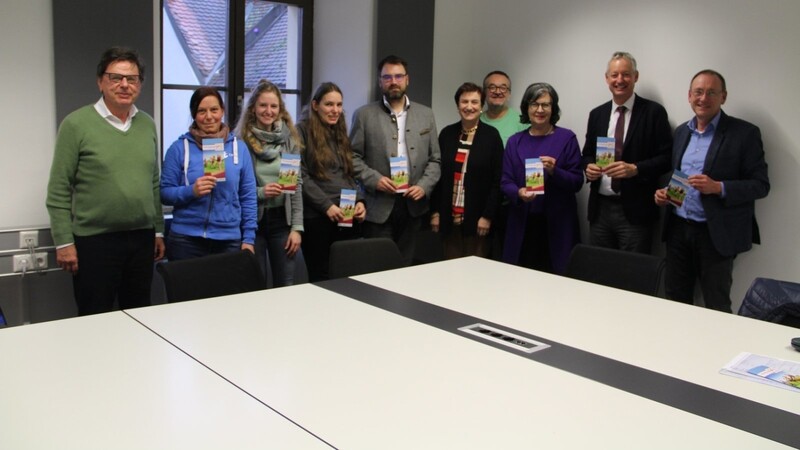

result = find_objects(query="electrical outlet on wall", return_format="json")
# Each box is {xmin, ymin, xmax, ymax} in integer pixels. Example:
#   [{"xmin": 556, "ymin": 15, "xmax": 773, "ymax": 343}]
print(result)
[
  {"xmin": 12, "ymin": 253, "xmax": 48, "ymax": 272},
  {"xmin": 19, "ymin": 231, "xmax": 38, "ymax": 248}
]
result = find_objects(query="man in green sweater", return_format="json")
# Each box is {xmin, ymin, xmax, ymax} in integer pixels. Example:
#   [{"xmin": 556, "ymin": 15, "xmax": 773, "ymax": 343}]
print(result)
[{"xmin": 46, "ymin": 47, "xmax": 165, "ymax": 315}]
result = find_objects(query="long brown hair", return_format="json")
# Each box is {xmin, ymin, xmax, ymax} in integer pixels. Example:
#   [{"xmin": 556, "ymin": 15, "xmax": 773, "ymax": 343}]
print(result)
[
  {"xmin": 234, "ymin": 79, "xmax": 301, "ymax": 147},
  {"xmin": 300, "ymin": 82, "xmax": 353, "ymax": 180}
]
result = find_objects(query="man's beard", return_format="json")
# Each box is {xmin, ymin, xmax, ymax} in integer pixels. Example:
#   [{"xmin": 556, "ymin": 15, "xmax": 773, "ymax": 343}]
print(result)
[
  {"xmin": 384, "ymin": 85, "xmax": 406, "ymax": 101},
  {"xmin": 486, "ymin": 100, "xmax": 507, "ymax": 113}
]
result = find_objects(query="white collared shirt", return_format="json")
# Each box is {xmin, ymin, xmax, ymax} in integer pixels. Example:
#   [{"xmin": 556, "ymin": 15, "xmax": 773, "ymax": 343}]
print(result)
[
  {"xmin": 383, "ymin": 95, "xmax": 410, "ymax": 157},
  {"xmin": 94, "ymin": 97, "xmax": 138, "ymax": 131},
  {"xmin": 599, "ymin": 94, "xmax": 636, "ymax": 196}
]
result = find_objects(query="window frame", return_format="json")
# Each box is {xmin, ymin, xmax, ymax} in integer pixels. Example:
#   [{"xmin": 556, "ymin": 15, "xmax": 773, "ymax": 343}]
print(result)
[{"xmin": 159, "ymin": 0, "xmax": 313, "ymax": 148}]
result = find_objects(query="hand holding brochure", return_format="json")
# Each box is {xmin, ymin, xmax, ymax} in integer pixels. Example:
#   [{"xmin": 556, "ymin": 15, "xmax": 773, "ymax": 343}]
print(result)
[
  {"xmin": 390, "ymin": 156, "xmax": 409, "ymax": 193},
  {"xmin": 666, "ymin": 170, "xmax": 690, "ymax": 207},
  {"xmin": 525, "ymin": 158, "xmax": 545, "ymax": 194},
  {"xmin": 202, "ymin": 138, "xmax": 227, "ymax": 181},
  {"xmin": 338, "ymin": 189, "xmax": 357, "ymax": 228},
  {"xmin": 278, "ymin": 154, "xmax": 301, "ymax": 193},
  {"xmin": 720, "ymin": 352, "xmax": 800, "ymax": 392}
]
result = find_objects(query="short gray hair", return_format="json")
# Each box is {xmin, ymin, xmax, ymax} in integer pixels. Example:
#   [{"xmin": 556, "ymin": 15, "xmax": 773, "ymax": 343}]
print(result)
[{"xmin": 608, "ymin": 51, "xmax": 637, "ymax": 73}]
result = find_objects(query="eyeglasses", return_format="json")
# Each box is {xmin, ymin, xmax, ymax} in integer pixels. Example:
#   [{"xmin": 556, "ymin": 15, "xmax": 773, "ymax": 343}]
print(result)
[
  {"xmin": 380, "ymin": 73, "xmax": 407, "ymax": 82},
  {"xmin": 487, "ymin": 84, "xmax": 509, "ymax": 93},
  {"xmin": 691, "ymin": 89, "xmax": 722, "ymax": 99},
  {"xmin": 104, "ymin": 72, "xmax": 142, "ymax": 85},
  {"xmin": 528, "ymin": 101, "xmax": 552, "ymax": 111}
]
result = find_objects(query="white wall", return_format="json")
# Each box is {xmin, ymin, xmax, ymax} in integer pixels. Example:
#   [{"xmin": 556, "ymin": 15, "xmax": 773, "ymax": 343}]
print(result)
[
  {"xmin": 312, "ymin": 0, "xmax": 376, "ymax": 124},
  {"xmin": 0, "ymin": 0, "xmax": 55, "ymax": 228},
  {"xmin": 433, "ymin": 0, "xmax": 800, "ymax": 310}
]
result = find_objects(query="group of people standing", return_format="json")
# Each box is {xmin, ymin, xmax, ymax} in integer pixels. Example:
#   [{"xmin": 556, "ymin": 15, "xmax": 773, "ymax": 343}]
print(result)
[
  {"xmin": 441, "ymin": 51, "xmax": 768, "ymax": 314},
  {"xmin": 46, "ymin": 47, "xmax": 768, "ymax": 318}
]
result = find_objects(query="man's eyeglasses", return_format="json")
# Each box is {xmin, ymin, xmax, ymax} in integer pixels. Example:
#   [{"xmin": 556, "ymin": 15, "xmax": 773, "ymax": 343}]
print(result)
[
  {"xmin": 528, "ymin": 101, "xmax": 552, "ymax": 111},
  {"xmin": 487, "ymin": 84, "xmax": 509, "ymax": 93},
  {"xmin": 105, "ymin": 73, "xmax": 142, "ymax": 85},
  {"xmin": 691, "ymin": 89, "xmax": 722, "ymax": 99},
  {"xmin": 380, "ymin": 73, "xmax": 407, "ymax": 82}
]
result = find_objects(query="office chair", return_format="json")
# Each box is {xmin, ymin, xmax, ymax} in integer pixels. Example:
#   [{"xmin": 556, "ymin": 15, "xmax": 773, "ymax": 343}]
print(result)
[
  {"xmin": 738, "ymin": 277, "xmax": 800, "ymax": 328},
  {"xmin": 328, "ymin": 238, "xmax": 404, "ymax": 279},
  {"xmin": 156, "ymin": 250, "xmax": 266, "ymax": 303},
  {"xmin": 564, "ymin": 244, "xmax": 666, "ymax": 297}
]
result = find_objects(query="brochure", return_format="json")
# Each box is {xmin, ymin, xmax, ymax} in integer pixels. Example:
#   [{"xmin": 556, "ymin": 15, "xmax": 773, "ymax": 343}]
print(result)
[
  {"xmin": 666, "ymin": 170, "xmax": 690, "ymax": 207},
  {"xmin": 278, "ymin": 154, "xmax": 301, "ymax": 193},
  {"xmin": 720, "ymin": 352, "xmax": 800, "ymax": 392},
  {"xmin": 524, "ymin": 158, "xmax": 544, "ymax": 194},
  {"xmin": 338, "ymin": 189, "xmax": 357, "ymax": 228},
  {"xmin": 202, "ymin": 138, "xmax": 226, "ymax": 181},
  {"xmin": 390, "ymin": 156, "xmax": 409, "ymax": 193},
  {"xmin": 595, "ymin": 137, "xmax": 615, "ymax": 169}
]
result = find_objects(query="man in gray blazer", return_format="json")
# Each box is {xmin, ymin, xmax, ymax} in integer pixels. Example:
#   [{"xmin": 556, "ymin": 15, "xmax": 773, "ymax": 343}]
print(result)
[
  {"xmin": 655, "ymin": 69, "xmax": 769, "ymax": 312},
  {"xmin": 351, "ymin": 55, "xmax": 441, "ymax": 265}
]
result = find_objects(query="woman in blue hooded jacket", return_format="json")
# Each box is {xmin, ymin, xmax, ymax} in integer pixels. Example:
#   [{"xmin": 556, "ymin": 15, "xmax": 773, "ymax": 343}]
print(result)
[{"xmin": 161, "ymin": 87, "xmax": 257, "ymax": 261}]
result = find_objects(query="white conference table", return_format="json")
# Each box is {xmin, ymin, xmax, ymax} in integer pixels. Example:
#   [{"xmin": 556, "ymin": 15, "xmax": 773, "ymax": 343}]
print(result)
[
  {"xmin": 0, "ymin": 311, "xmax": 333, "ymax": 450},
  {"xmin": 123, "ymin": 257, "xmax": 800, "ymax": 449}
]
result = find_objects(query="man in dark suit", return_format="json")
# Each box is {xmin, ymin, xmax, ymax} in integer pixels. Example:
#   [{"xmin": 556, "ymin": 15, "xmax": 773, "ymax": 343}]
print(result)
[
  {"xmin": 655, "ymin": 70, "xmax": 770, "ymax": 312},
  {"xmin": 582, "ymin": 52, "xmax": 672, "ymax": 253}
]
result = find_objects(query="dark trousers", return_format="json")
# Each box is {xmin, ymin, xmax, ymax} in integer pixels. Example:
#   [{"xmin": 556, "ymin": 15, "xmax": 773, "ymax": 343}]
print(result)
[
  {"xmin": 665, "ymin": 218, "xmax": 734, "ymax": 312},
  {"xmin": 589, "ymin": 195, "xmax": 653, "ymax": 254},
  {"xmin": 166, "ymin": 231, "xmax": 241, "ymax": 261},
  {"xmin": 302, "ymin": 216, "xmax": 362, "ymax": 282},
  {"xmin": 442, "ymin": 225, "xmax": 489, "ymax": 260},
  {"xmin": 364, "ymin": 196, "xmax": 420, "ymax": 266},
  {"xmin": 490, "ymin": 202, "xmax": 509, "ymax": 261},
  {"xmin": 519, "ymin": 213, "xmax": 553, "ymax": 273},
  {"xmin": 73, "ymin": 229, "xmax": 155, "ymax": 316}
]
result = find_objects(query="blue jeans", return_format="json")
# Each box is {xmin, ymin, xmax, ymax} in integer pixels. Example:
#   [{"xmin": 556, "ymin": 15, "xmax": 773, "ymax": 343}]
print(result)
[
  {"xmin": 166, "ymin": 231, "xmax": 241, "ymax": 261},
  {"xmin": 256, "ymin": 208, "xmax": 304, "ymax": 287}
]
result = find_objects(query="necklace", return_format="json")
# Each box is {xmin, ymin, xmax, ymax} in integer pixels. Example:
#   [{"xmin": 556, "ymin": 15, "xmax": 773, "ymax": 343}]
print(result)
[
  {"xmin": 461, "ymin": 124, "xmax": 478, "ymax": 134},
  {"xmin": 529, "ymin": 125, "xmax": 554, "ymax": 136}
]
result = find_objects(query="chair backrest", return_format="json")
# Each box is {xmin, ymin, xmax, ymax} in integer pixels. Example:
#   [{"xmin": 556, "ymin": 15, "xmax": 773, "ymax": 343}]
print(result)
[
  {"xmin": 738, "ymin": 277, "xmax": 800, "ymax": 328},
  {"xmin": 328, "ymin": 238, "xmax": 404, "ymax": 279},
  {"xmin": 156, "ymin": 250, "xmax": 266, "ymax": 303},
  {"xmin": 564, "ymin": 244, "xmax": 666, "ymax": 297}
]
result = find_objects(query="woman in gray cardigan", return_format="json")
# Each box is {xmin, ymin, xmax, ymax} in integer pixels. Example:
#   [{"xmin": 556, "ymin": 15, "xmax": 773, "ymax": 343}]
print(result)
[{"xmin": 297, "ymin": 82, "xmax": 366, "ymax": 281}]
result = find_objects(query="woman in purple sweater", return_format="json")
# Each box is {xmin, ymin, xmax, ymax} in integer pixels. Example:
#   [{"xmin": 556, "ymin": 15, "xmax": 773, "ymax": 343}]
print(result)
[{"xmin": 501, "ymin": 82, "xmax": 583, "ymax": 274}]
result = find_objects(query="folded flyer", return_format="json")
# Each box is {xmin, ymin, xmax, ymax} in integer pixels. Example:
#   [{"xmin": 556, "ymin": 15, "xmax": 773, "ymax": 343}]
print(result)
[
  {"xmin": 278, "ymin": 154, "xmax": 300, "ymax": 193},
  {"xmin": 390, "ymin": 156, "xmax": 409, "ymax": 193},
  {"xmin": 338, "ymin": 188, "xmax": 356, "ymax": 228},
  {"xmin": 202, "ymin": 138, "xmax": 226, "ymax": 181},
  {"xmin": 666, "ymin": 170, "xmax": 690, "ymax": 207},
  {"xmin": 525, "ymin": 158, "xmax": 544, "ymax": 194},
  {"xmin": 720, "ymin": 352, "xmax": 800, "ymax": 392},
  {"xmin": 595, "ymin": 137, "xmax": 615, "ymax": 169}
]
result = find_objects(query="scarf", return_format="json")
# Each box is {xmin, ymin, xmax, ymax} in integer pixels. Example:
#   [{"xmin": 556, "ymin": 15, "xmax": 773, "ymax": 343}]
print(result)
[
  {"xmin": 189, "ymin": 123, "xmax": 230, "ymax": 144},
  {"xmin": 247, "ymin": 120, "xmax": 288, "ymax": 162}
]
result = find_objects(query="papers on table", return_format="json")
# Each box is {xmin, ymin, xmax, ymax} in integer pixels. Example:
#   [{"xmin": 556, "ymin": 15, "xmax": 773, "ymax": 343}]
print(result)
[{"xmin": 721, "ymin": 352, "xmax": 800, "ymax": 393}]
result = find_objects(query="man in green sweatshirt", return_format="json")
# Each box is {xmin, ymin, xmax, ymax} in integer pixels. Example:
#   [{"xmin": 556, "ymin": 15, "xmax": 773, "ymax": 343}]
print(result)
[{"xmin": 46, "ymin": 47, "xmax": 165, "ymax": 315}]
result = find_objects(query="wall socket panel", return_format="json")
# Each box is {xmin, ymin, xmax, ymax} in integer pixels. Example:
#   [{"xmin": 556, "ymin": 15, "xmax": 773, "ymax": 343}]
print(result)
[
  {"xmin": 19, "ymin": 231, "xmax": 38, "ymax": 248},
  {"xmin": 13, "ymin": 253, "xmax": 48, "ymax": 272}
]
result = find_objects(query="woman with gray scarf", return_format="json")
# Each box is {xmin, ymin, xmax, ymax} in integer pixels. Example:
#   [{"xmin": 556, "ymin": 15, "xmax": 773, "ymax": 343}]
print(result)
[{"xmin": 235, "ymin": 80, "xmax": 304, "ymax": 287}]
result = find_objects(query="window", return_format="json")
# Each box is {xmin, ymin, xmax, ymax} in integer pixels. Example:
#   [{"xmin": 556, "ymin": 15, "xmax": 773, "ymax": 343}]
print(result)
[{"xmin": 161, "ymin": 0, "xmax": 312, "ymax": 153}]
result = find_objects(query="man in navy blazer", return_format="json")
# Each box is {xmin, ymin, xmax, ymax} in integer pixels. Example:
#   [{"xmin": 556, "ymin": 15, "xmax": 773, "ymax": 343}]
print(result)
[
  {"xmin": 582, "ymin": 52, "xmax": 673, "ymax": 253},
  {"xmin": 351, "ymin": 55, "xmax": 441, "ymax": 265},
  {"xmin": 655, "ymin": 70, "xmax": 769, "ymax": 312}
]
